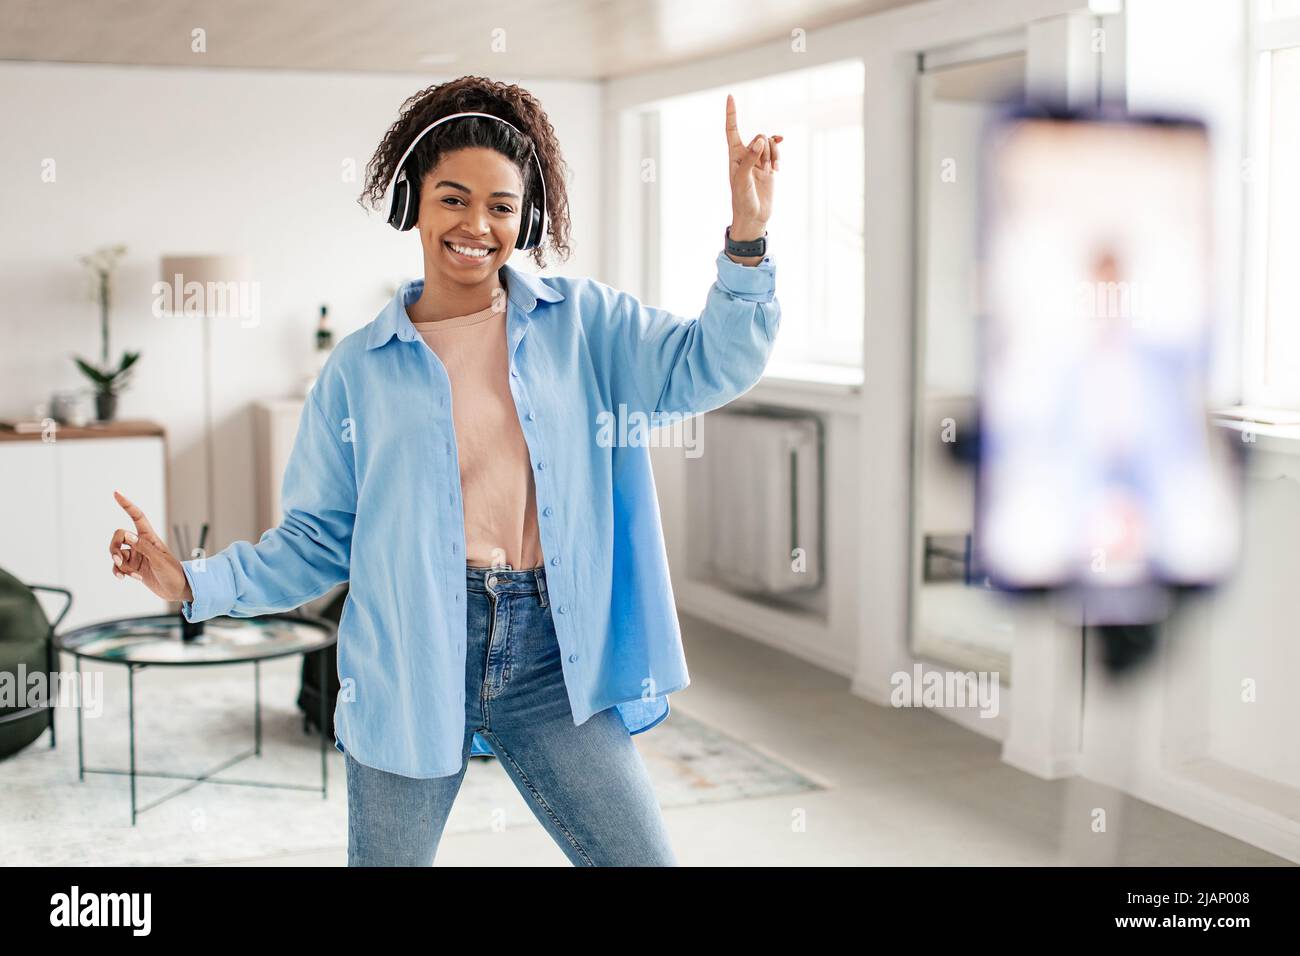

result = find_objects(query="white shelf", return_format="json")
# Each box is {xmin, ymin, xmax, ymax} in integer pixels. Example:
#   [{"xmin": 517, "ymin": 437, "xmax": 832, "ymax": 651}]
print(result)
[
  {"xmin": 1213, "ymin": 415, "xmax": 1300, "ymax": 456},
  {"xmin": 760, "ymin": 361, "xmax": 864, "ymax": 391}
]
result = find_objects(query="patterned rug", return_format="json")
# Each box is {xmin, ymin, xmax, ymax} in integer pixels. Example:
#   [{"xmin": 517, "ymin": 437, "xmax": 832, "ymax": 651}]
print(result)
[{"xmin": 0, "ymin": 656, "xmax": 824, "ymax": 865}]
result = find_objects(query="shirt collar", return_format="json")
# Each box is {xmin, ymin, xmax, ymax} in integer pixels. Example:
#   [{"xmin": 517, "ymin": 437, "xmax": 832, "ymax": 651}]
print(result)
[{"xmin": 365, "ymin": 260, "xmax": 565, "ymax": 351}]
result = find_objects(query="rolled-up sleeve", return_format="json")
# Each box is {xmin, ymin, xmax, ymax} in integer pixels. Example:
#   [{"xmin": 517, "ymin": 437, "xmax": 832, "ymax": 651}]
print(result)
[
  {"xmin": 591, "ymin": 250, "xmax": 780, "ymax": 418},
  {"xmin": 180, "ymin": 382, "xmax": 356, "ymax": 623}
]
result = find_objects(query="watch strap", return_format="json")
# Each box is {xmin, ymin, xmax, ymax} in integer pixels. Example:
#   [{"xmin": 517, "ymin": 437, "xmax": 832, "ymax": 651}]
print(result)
[{"xmin": 724, "ymin": 226, "xmax": 767, "ymax": 258}]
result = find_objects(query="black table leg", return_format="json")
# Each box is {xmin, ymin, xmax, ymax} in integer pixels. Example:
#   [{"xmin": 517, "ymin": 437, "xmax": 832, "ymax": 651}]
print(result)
[
  {"xmin": 128, "ymin": 664, "xmax": 137, "ymax": 826},
  {"xmin": 47, "ymin": 639, "xmax": 56, "ymax": 749},
  {"xmin": 76, "ymin": 656, "xmax": 84, "ymax": 781},
  {"xmin": 254, "ymin": 659, "xmax": 262, "ymax": 757},
  {"xmin": 318, "ymin": 648, "xmax": 328, "ymax": 798}
]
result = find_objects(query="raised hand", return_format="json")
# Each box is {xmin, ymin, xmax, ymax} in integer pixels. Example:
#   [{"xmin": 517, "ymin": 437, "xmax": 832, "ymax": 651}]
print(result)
[
  {"xmin": 109, "ymin": 489, "xmax": 192, "ymax": 602},
  {"xmin": 725, "ymin": 93, "xmax": 781, "ymax": 240}
]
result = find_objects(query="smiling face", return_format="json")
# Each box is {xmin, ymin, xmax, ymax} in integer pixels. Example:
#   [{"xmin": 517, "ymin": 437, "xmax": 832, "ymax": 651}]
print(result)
[{"xmin": 415, "ymin": 147, "xmax": 525, "ymax": 288}]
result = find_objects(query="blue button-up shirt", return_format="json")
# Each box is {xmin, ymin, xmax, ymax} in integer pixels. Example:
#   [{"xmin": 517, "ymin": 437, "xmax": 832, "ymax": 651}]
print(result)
[{"xmin": 180, "ymin": 249, "xmax": 779, "ymax": 778}]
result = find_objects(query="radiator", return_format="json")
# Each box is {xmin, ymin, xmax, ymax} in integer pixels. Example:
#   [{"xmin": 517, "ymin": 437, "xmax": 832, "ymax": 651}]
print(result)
[{"xmin": 688, "ymin": 407, "xmax": 824, "ymax": 595}]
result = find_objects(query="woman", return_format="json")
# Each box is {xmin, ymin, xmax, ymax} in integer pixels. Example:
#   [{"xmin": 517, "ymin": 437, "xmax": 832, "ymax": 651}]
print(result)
[{"xmin": 108, "ymin": 75, "xmax": 781, "ymax": 866}]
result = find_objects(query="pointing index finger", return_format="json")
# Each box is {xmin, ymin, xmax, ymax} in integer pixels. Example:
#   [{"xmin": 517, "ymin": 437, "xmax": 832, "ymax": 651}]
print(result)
[
  {"xmin": 726, "ymin": 94, "xmax": 744, "ymax": 151},
  {"xmin": 114, "ymin": 489, "xmax": 160, "ymax": 541}
]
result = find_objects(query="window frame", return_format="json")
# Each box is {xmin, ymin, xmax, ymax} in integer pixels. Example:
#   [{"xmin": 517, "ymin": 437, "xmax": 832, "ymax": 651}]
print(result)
[
  {"xmin": 1242, "ymin": 0, "xmax": 1300, "ymax": 407},
  {"xmin": 628, "ymin": 58, "xmax": 867, "ymax": 384}
]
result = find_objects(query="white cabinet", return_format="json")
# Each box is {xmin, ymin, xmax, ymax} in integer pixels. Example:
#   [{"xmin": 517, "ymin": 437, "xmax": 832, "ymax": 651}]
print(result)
[
  {"xmin": 252, "ymin": 397, "xmax": 349, "ymax": 617},
  {"xmin": 0, "ymin": 442, "xmax": 60, "ymax": 588},
  {"xmin": 253, "ymin": 398, "xmax": 306, "ymax": 536},
  {"xmin": 0, "ymin": 428, "xmax": 169, "ymax": 631}
]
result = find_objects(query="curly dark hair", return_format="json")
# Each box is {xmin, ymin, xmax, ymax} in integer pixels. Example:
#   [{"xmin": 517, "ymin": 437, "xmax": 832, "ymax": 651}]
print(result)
[{"xmin": 358, "ymin": 76, "xmax": 572, "ymax": 269}]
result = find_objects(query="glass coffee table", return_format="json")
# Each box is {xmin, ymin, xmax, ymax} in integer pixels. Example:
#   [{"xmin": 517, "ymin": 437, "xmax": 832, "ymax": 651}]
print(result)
[{"xmin": 55, "ymin": 612, "xmax": 337, "ymax": 825}]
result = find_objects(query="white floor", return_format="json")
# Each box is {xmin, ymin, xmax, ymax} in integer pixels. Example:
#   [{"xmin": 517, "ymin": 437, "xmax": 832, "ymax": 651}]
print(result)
[{"xmin": 205, "ymin": 612, "xmax": 1290, "ymax": 867}]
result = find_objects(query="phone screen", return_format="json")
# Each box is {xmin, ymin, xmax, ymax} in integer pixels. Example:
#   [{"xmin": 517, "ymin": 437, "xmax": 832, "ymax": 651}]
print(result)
[{"xmin": 975, "ymin": 111, "xmax": 1240, "ymax": 593}]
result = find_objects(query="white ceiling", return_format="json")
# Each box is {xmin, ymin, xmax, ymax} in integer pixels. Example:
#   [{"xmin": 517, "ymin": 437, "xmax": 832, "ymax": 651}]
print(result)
[{"xmin": 0, "ymin": 0, "xmax": 924, "ymax": 80}]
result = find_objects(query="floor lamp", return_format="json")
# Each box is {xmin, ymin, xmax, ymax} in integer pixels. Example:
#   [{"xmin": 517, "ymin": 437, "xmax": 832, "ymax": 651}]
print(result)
[{"xmin": 159, "ymin": 254, "xmax": 253, "ymax": 554}]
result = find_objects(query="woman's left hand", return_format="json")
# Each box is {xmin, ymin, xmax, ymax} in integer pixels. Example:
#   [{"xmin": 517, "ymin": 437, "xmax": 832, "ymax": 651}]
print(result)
[{"xmin": 726, "ymin": 94, "xmax": 781, "ymax": 239}]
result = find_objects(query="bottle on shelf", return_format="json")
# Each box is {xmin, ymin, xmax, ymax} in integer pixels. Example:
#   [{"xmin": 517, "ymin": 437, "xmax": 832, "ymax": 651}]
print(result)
[
  {"xmin": 316, "ymin": 305, "xmax": 333, "ymax": 353},
  {"xmin": 299, "ymin": 304, "xmax": 335, "ymax": 398}
]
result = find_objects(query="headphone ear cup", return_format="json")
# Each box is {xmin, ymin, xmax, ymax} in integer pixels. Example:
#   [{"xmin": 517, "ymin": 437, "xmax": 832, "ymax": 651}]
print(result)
[
  {"xmin": 389, "ymin": 165, "xmax": 421, "ymax": 231},
  {"xmin": 388, "ymin": 179, "xmax": 411, "ymax": 231},
  {"xmin": 516, "ymin": 204, "xmax": 541, "ymax": 250},
  {"xmin": 402, "ymin": 181, "xmax": 419, "ymax": 231},
  {"xmin": 401, "ymin": 177, "xmax": 420, "ymax": 231}
]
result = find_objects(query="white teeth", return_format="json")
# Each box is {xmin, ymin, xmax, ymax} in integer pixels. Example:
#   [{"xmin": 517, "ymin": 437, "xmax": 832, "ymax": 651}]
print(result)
[{"xmin": 449, "ymin": 243, "xmax": 491, "ymax": 258}]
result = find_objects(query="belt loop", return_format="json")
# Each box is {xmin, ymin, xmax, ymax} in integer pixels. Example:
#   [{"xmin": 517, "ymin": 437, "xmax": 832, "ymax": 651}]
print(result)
[{"xmin": 535, "ymin": 567, "xmax": 548, "ymax": 608}]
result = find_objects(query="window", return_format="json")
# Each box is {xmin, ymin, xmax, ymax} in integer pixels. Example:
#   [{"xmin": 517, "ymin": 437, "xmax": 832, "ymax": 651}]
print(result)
[
  {"xmin": 1263, "ymin": 0, "xmax": 1300, "ymax": 19},
  {"xmin": 1244, "ymin": 1, "xmax": 1300, "ymax": 406},
  {"xmin": 645, "ymin": 60, "xmax": 865, "ymax": 378}
]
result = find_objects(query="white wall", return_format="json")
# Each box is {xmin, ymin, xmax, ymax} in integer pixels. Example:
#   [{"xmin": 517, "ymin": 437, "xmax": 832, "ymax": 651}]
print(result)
[{"xmin": 0, "ymin": 62, "xmax": 601, "ymax": 550}]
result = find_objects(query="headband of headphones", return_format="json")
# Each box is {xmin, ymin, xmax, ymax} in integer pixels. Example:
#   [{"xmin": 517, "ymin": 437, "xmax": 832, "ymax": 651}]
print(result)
[{"xmin": 384, "ymin": 110, "xmax": 547, "ymax": 251}]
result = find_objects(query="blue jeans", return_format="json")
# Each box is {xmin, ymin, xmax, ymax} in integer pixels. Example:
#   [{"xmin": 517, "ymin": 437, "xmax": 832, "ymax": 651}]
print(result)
[{"xmin": 345, "ymin": 563, "xmax": 678, "ymax": 866}]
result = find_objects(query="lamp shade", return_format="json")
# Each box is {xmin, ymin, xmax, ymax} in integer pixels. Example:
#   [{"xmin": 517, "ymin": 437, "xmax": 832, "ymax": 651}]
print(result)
[{"xmin": 157, "ymin": 255, "xmax": 254, "ymax": 319}]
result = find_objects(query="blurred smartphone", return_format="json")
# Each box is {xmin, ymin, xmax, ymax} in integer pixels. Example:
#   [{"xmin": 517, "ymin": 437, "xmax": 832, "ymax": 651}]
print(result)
[{"xmin": 975, "ymin": 107, "xmax": 1240, "ymax": 594}]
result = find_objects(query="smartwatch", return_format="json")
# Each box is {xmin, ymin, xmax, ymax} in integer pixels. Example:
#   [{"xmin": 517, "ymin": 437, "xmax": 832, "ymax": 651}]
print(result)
[{"xmin": 724, "ymin": 226, "xmax": 767, "ymax": 259}]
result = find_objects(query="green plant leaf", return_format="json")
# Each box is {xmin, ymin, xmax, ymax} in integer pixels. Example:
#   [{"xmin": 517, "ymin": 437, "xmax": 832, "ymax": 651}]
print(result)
[{"xmin": 72, "ymin": 356, "xmax": 111, "ymax": 385}]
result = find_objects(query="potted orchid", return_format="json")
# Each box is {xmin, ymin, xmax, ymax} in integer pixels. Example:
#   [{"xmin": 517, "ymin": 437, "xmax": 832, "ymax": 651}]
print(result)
[{"xmin": 74, "ymin": 243, "xmax": 140, "ymax": 422}]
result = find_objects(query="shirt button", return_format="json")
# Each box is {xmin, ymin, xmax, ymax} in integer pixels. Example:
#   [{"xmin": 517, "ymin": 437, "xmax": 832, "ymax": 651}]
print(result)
[
  {"xmin": 527, "ymin": 411, "xmax": 536, "ymax": 421},
  {"xmin": 511, "ymin": 367, "xmax": 519, "ymax": 377},
  {"xmin": 568, "ymin": 653, "xmax": 579, "ymax": 663},
  {"xmin": 451, "ymin": 542, "xmax": 458, "ymax": 554},
  {"xmin": 543, "ymin": 506, "xmax": 553, "ymax": 517},
  {"xmin": 448, "ymin": 492, "xmax": 455, "ymax": 506},
  {"xmin": 535, "ymin": 461, "xmax": 545, "ymax": 470},
  {"xmin": 558, "ymin": 605, "xmax": 567, "ymax": 614},
  {"xmin": 455, "ymin": 593, "xmax": 460, "ymax": 602},
  {"xmin": 550, "ymin": 556, "xmax": 559, "ymax": 566}
]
